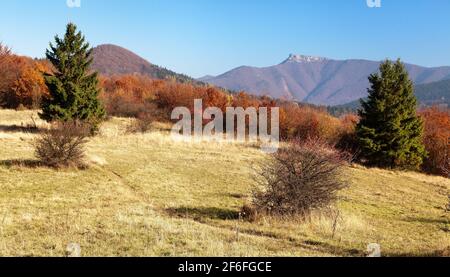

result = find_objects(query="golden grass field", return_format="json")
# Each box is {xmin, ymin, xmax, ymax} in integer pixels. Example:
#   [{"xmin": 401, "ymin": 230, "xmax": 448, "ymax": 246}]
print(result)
[{"xmin": 0, "ymin": 109, "xmax": 449, "ymax": 257}]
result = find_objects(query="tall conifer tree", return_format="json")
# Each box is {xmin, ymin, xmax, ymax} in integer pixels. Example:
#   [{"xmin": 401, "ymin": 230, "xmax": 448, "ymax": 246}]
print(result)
[
  {"xmin": 40, "ymin": 23, "xmax": 105, "ymax": 125},
  {"xmin": 356, "ymin": 59, "xmax": 426, "ymax": 169}
]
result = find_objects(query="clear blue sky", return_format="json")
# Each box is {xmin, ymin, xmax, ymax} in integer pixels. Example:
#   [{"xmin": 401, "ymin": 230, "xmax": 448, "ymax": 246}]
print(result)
[{"xmin": 1, "ymin": 0, "xmax": 450, "ymax": 78}]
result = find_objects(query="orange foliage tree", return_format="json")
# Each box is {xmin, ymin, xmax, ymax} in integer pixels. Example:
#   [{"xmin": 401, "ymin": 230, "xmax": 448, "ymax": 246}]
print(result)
[
  {"xmin": 11, "ymin": 59, "xmax": 49, "ymax": 108},
  {"xmin": 419, "ymin": 107, "xmax": 450, "ymax": 176},
  {"xmin": 279, "ymin": 103, "xmax": 343, "ymax": 143},
  {"xmin": 231, "ymin": 92, "xmax": 260, "ymax": 109},
  {"xmin": 0, "ymin": 43, "xmax": 17, "ymax": 106},
  {"xmin": 336, "ymin": 113, "xmax": 360, "ymax": 153},
  {"xmin": 0, "ymin": 46, "xmax": 49, "ymax": 109},
  {"xmin": 100, "ymin": 74, "xmax": 163, "ymax": 117},
  {"xmin": 203, "ymin": 87, "xmax": 230, "ymax": 111}
]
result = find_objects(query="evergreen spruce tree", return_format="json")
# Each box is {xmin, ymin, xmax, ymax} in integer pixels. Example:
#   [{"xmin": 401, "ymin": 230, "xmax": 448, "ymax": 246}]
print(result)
[
  {"xmin": 40, "ymin": 23, "xmax": 105, "ymax": 126},
  {"xmin": 356, "ymin": 59, "xmax": 426, "ymax": 169}
]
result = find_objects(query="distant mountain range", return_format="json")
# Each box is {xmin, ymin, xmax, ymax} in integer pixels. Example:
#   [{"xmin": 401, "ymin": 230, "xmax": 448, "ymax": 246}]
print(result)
[
  {"xmin": 90, "ymin": 45, "xmax": 450, "ymax": 107},
  {"xmin": 199, "ymin": 54, "xmax": 450, "ymax": 106},
  {"xmin": 91, "ymin": 44, "xmax": 196, "ymax": 83}
]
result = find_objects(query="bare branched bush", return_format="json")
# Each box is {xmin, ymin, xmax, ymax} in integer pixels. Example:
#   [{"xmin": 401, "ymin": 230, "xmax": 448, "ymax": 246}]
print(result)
[
  {"xmin": 252, "ymin": 139, "xmax": 349, "ymax": 217},
  {"xmin": 34, "ymin": 121, "xmax": 90, "ymax": 168},
  {"xmin": 127, "ymin": 111, "xmax": 154, "ymax": 133}
]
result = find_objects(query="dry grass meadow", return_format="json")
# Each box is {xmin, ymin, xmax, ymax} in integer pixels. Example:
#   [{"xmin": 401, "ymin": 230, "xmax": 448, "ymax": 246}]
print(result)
[{"xmin": 0, "ymin": 109, "xmax": 449, "ymax": 257}]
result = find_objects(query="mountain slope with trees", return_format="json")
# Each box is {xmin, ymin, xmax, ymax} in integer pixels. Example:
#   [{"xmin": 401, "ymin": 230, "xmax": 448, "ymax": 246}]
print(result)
[
  {"xmin": 91, "ymin": 44, "xmax": 197, "ymax": 84},
  {"xmin": 415, "ymin": 79, "xmax": 450, "ymax": 106},
  {"xmin": 329, "ymin": 79, "xmax": 450, "ymax": 116}
]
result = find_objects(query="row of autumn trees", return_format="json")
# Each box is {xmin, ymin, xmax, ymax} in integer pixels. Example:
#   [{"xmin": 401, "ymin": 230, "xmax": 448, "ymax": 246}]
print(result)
[
  {"xmin": 0, "ymin": 44, "xmax": 51, "ymax": 109},
  {"xmin": 0, "ymin": 23, "xmax": 449, "ymax": 175}
]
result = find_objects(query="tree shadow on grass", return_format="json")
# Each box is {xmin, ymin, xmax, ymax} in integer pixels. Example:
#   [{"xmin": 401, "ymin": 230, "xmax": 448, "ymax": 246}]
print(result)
[
  {"xmin": 387, "ymin": 247, "xmax": 450, "ymax": 257},
  {"xmin": 402, "ymin": 216, "xmax": 450, "ymax": 225},
  {"xmin": 301, "ymin": 239, "xmax": 364, "ymax": 257},
  {"xmin": 0, "ymin": 124, "xmax": 44, "ymax": 134},
  {"xmin": 0, "ymin": 159, "xmax": 42, "ymax": 168},
  {"xmin": 227, "ymin": 193, "xmax": 245, "ymax": 199},
  {"xmin": 0, "ymin": 159, "xmax": 88, "ymax": 170},
  {"xmin": 166, "ymin": 206, "xmax": 240, "ymax": 221}
]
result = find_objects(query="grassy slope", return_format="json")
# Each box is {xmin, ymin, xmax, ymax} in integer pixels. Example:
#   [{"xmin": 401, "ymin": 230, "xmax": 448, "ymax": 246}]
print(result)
[{"xmin": 0, "ymin": 109, "xmax": 449, "ymax": 257}]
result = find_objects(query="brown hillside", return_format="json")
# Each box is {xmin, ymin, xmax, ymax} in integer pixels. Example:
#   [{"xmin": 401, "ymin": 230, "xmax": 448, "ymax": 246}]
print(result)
[{"xmin": 91, "ymin": 44, "xmax": 194, "ymax": 83}]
